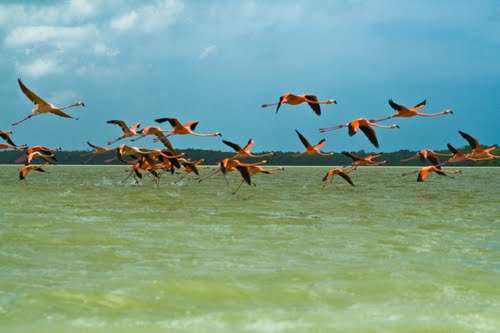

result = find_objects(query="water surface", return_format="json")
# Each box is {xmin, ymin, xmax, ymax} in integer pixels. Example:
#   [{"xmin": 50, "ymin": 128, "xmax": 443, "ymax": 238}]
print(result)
[{"xmin": 0, "ymin": 165, "xmax": 499, "ymax": 332}]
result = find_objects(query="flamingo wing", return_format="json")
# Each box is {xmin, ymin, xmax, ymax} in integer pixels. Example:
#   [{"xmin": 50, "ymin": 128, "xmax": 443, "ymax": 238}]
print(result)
[
  {"xmin": 348, "ymin": 122, "xmax": 359, "ymax": 136},
  {"xmin": 276, "ymin": 94, "xmax": 286, "ymax": 113},
  {"xmin": 295, "ymin": 130, "xmax": 311, "ymax": 148},
  {"xmin": 426, "ymin": 155, "xmax": 441, "ymax": 168},
  {"xmin": 458, "ymin": 130, "xmax": 480, "ymax": 149},
  {"xmin": 186, "ymin": 121, "xmax": 199, "ymax": 131},
  {"xmin": 358, "ymin": 125, "xmax": 379, "ymax": 148},
  {"xmin": 338, "ymin": 171, "xmax": 355, "ymax": 186},
  {"xmin": 18, "ymin": 78, "xmax": 46, "ymax": 105},
  {"xmin": 447, "ymin": 143, "xmax": 460, "ymax": 155},
  {"xmin": 313, "ymin": 139, "xmax": 327, "ymax": 150},
  {"xmin": 235, "ymin": 166, "xmax": 252, "ymax": 185},
  {"xmin": 388, "ymin": 99, "xmax": 404, "ymax": 111},
  {"xmin": 155, "ymin": 118, "xmax": 179, "ymax": 128},
  {"xmin": 0, "ymin": 133, "xmax": 15, "ymax": 146},
  {"xmin": 304, "ymin": 95, "xmax": 321, "ymax": 116},
  {"xmin": 412, "ymin": 99, "xmax": 426, "ymax": 110},
  {"xmin": 86, "ymin": 141, "xmax": 101, "ymax": 150},
  {"xmin": 243, "ymin": 139, "xmax": 254, "ymax": 152},
  {"xmin": 50, "ymin": 109, "xmax": 74, "ymax": 119},
  {"xmin": 222, "ymin": 140, "xmax": 243, "ymax": 152},
  {"xmin": 341, "ymin": 151, "xmax": 361, "ymax": 161}
]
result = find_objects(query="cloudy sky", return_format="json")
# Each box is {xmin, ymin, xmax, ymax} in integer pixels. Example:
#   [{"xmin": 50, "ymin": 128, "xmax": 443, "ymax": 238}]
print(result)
[{"xmin": 1, "ymin": 0, "xmax": 498, "ymax": 153}]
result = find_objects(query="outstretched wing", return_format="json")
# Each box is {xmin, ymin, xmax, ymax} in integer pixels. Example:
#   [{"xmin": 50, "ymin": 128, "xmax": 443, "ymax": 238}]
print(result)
[
  {"xmin": 18, "ymin": 78, "xmax": 46, "ymax": 105},
  {"xmin": 458, "ymin": 130, "xmax": 479, "ymax": 149},
  {"xmin": 447, "ymin": 143, "xmax": 459, "ymax": 154},
  {"xmin": 412, "ymin": 99, "xmax": 426, "ymax": 110},
  {"xmin": 155, "ymin": 118, "xmax": 180, "ymax": 128},
  {"xmin": 0, "ymin": 132, "xmax": 16, "ymax": 146},
  {"xmin": 341, "ymin": 151, "xmax": 361, "ymax": 161},
  {"xmin": 107, "ymin": 120, "xmax": 129, "ymax": 131},
  {"xmin": 222, "ymin": 140, "xmax": 243, "ymax": 152},
  {"xmin": 388, "ymin": 99, "xmax": 404, "ymax": 111},
  {"xmin": 295, "ymin": 129, "xmax": 311, "ymax": 148},
  {"xmin": 359, "ymin": 125, "xmax": 379, "ymax": 148},
  {"xmin": 235, "ymin": 166, "xmax": 252, "ymax": 185},
  {"xmin": 304, "ymin": 95, "xmax": 321, "ymax": 116},
  {"xmin": 276, "ymin": 94, "xmax": 286, "ymax": 113},
  {"xmin": 338, "ymin": 171, "xmax": 355, "ymax": 186}
]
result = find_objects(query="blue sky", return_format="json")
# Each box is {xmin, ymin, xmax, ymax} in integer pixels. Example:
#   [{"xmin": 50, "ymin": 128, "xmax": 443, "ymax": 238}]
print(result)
[{"xmin": 0, "ymin": 0, "xmax": 498, "ymax": 153}]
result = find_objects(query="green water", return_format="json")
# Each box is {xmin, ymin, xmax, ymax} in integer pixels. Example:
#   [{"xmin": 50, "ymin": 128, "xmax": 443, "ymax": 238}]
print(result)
[{"xmin": 0, "ymin": 165, "xmax": 499, "ymax": 332}]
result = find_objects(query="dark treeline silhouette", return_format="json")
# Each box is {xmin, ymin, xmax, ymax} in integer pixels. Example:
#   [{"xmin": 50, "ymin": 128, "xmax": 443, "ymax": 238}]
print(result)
[{"xmin": 1, "ymin": 145, "xmax": 498, "ymax": 166}]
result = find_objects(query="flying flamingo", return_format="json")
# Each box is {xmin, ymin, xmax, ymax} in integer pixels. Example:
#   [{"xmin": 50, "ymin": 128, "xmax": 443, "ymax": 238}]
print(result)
[
  {"xmin": 15, "ymin": 146, "xmax": 61, "ymax": 164},
  {"xmin": 458, "ymin": 130, "xmax": 500, "ymax": 160},
  {"xmin": 107, "ymin": 120, "xmax": 141, "ymax": 145},
  {"xmin": 319, "ymin": 117, "xmax": 399, "ymax": 148},
  {"xmin": 81, "ymin": 141, "xmax": 117, "ymax": 163},
  {"xmin": 222, "ymin": 138, "xmax": 274, "ymax": 159},
  {"xmin": 19, "ymin": 163, "xmax": 50, "ymax": 183},
  {"xmin": 198, "ymin": 158, "xmax": 268, "ymax": 183},
  {"xmin": 261, "ymin": 93, "xmax": 337, "ymax": 116},
  {"xmin": 13, "ymin": 78, "xmax": 84, "ymax": 126},
  {"xmin": 440, "ymin": 143, "xmax": 474, "ymax": 165},
  {"xmin": 371, "ymin": 99, "xmax": 453, "ymax": 123},
  {"xmin": 341, "ymin": 151, "xmax": 386, "ymax": 166},
  {"xmin": 26, "ymin": 151, "xmax": 57, "ymax": 165},
  {"xmin": 401, "ymin": 165, "xmax": 462, "ymax": 182},
  {"xmin": 322, "ymin": 165, "xmax": 356, "ymax": 188},
  {"xmin": 400, "ymin": 149, "xmax": 452, "ymax": 169},
  {"xmin": 294, "ymin": 130, "xmax": 334, "ymax": 157},
  {"xmin": 0, "ymin": 130, "xmax": 21, "ymax": 146},
  {"xmin": 154, "ymin": 117, "xmax": 222, "ymax": 137},
  {"xmin": 130, "ymin": 126, "xmax": 175, "ymax": 151},
  {"xmin": 231, "ymin": 165, "xmax": 285, "ymax": 194}
]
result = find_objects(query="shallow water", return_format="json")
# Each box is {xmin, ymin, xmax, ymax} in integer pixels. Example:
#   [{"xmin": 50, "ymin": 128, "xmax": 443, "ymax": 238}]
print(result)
[{"xmin": 0, "ymin": 165, "xmax": 499, "ymax": 332}]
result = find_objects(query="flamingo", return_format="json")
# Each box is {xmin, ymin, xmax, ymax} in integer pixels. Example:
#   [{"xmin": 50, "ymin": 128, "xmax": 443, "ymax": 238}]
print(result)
[
  {"xmin": 441, "ymin": 143, "xmax": 474, "ymax": 165},
  {"xmin": 231, "ymin": 165, "xmax": 285, "ymax": 194},
  {"xmin": 319, "ymin": 118, "xmax": 399, "ymax": 148},
  {"xmin": 458, "ymin": 130, "xmax": 500, "ymax": 160},
  {"xmin": 106, "ymin": 120, "xmax": 141, "ymax": 145},
  {"xmin": 198, "ymin": 158, "xmax": 268, "ymax": 183},
  {"xmin": 15, "ymin": 146, "xmax": 61, "ymax": 164},
  {"xmin": 0, "ymin": 130, "xmax": 21, "ymax": 146},
  {"xmin": 261, "ymin": 93, "xmax": 337, "ymax": 116},
  {"xmin": 130, "ymin": 126, "xmax": 175, "ymax": 151},
  {"xmin": 154, "ymin": 117, "xmax": 222, "ymax": 137},
  {"xmin": 81, "ymin": 141, "xmax": 116, "ymax": 163},
  {"xmin": 13, "ymin": 78, "xmax": 84, "ymax": 126},
  {"xmin": 322, "ymin": 166, "xmax": 356, "ymax": 188},
  {"xmin": 400, "ymin": 149, "xmax": 452, "ymax": 169},
  {"xmin": 294, "ymin": 130, "xmax": 334, "ymax": 157},
  {"xmin": 401, "ymin": 165, "xmax": 462, "ymax": 182},
  {"xmin": 19, "ymin": 163, "xmax": 49, "ymax": 183},
  {"xmin": 222, "ymin": 138, "xmax": 274, "ymax": 159},
  {"xmin": 371, "ymin": 99, "xmax": 453, "ymax": 123},
  {"xmin": 26, "ymin": 151, "xmax": 57, "ymax": 165},
  {"xmin": 0, "ymin": 143, "xmax": 26, "ymax": 151},
  {"xmin": 341, "ymin": 151, "xmax": 386, "ymax": 166}
]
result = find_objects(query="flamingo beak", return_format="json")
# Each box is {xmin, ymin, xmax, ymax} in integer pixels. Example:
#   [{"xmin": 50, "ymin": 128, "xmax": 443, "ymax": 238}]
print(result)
[{"xmin": 82, "ymin": 102, "xmax": 85, "ymax": 107}]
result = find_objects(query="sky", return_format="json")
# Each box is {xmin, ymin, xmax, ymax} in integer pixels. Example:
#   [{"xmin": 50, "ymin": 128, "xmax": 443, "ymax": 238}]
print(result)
[{"xmin": 0, "ymin": 0, "xmax": 499, "ymax": 153}]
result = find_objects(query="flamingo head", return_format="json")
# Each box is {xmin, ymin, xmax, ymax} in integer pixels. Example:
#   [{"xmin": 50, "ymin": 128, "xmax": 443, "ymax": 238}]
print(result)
[
  {"xmin": 444, "ymin": 109, "xmax": 453, "ymax": 114},
  {"xmin": 392, "ymin": 124, "xmax": 400, "ymax": 129},
  {"xmin": 215, "ymin": 132, "xmax": 222, "ymax": 137},
  {"xmin": 328, "ymin": 99, "xmax": 337, "ymax": 104}
]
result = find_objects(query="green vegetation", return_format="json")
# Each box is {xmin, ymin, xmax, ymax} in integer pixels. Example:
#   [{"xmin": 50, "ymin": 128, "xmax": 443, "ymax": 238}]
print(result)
[{"xmin": 1, "ymin": 145, "xmax": 498, "ymax": 166}]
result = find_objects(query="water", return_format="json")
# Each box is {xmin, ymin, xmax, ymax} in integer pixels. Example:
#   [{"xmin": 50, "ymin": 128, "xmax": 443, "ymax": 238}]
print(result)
[{"xmin": 0, "ymin": 165, "xmax": 499, "ymax": 332}]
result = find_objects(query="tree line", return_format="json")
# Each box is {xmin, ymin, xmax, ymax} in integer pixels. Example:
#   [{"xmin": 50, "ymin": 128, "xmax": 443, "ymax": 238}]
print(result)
[{"xmin": 0, "ymin": 145, "xmax": 498, "ymax": 166}]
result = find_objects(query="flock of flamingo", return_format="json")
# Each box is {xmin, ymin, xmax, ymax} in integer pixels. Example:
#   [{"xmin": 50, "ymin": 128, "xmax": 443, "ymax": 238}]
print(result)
[{"xmin": 1, "ymin": 79, "xmax": 498, "ymax": 192}]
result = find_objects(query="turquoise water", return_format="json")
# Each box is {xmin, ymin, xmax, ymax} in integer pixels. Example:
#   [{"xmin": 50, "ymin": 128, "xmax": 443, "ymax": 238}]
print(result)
[{"xmin": 0, "ymin": 165, "xmax": 499, "ymax": 332}]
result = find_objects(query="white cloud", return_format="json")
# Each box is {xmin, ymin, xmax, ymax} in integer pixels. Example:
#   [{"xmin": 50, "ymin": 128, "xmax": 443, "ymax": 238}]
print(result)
[
  {"xmin": 199, "ymin": 45, "xmax": 217, "ymax": 59},
  {"xmin": 93, "ymin": 43, "xmax": 120, "ymax": 56},
  {"xmin": 18, "ymin": 58, "xmax": 65, "ymax": 78},
  {"xmin": 5, "ymin": 25, "xmax": 97, "ymax": 48},
  {"xmin": 110, "ymin": 11, "xmax": 138, "ymax": 31},
  {"xmin": 110, "ymin": 0, "xmax": 184, "ymax": 33}
]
